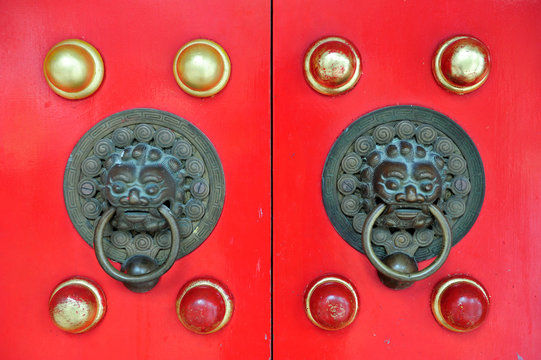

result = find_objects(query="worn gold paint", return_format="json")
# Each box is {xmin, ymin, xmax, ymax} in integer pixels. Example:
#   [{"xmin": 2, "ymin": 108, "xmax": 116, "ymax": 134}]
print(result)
[
  {"xmin": 52, "ymin": 297, "xmax": 94, "ymax": 330},
  {"xmin": 433, "ymin": 36, "xmax": 490, "ymax": 94},
  {"xmin": 431, "ymin": 277, "xmax": 489, "ymax": 333},
  {"xmin": 49, "ymin": 278, "xmax": 106, "ymax": 333},
  {"xmin": 173, "ymin": 39, "xmax": 231, "ymax": 97},
  {"xmin": 176, "ymin": 279, "xmax": 234, "ymax": 334},
  {"xmin": 304, "ymin": 36, "xmax": 361, "ymax": 96},
  {"xmin": 304, "ymin": 276, "xmax": 359, "ymax": 331},
  {"xmin": 43, "ymin": 39, "xmax": 104, "ymax": 99}
]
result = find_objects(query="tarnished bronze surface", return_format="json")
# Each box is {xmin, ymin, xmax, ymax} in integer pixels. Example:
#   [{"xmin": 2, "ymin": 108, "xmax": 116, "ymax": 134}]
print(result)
[
  {"xmin": 93, "ymin": 205, "xmax": 180, "ymax": 292},
  {"xmin": 377, "ymin": 253, "xmax": 419, "ymax": 290},
  {"xmin": 64, "ymin": 109, "xmax": 225, "ymax": 291},
  {"xmin": 362, "ymin": 203, "xmax": 451, "ymax": 285},
  {"xmin": 322, "ymin": 106, "xmax": 484, "ymax": 286}
]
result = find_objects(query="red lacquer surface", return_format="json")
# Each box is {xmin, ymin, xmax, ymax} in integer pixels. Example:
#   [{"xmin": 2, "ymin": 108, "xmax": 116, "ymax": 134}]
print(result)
[
  {"xmin": 304, "ymin": 275, "xmax": 359, "ymax": 331},
  {"xmin": 177, "ymin": 285, "xmax": 227, "ymax": 333},
  {"xmin": 0, "ymin": 1, "xmax": 270, "ymax": 359},
  {"xmin": 274, "ymin": 0, "xmax": 541, "ymax": 358},
  {"xmin": 176, "ymin": 279, "xmax": 233, "ymax": 334},
  {"xmin": 432, "ymin": 275, "xmax": 489, "ymax": 332}
]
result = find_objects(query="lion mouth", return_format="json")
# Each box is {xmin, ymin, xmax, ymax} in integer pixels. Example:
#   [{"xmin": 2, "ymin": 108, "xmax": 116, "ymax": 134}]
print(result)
[
  {"xmin": 123, "ymin": 210, "xmax": 149, "ymax": 222},
  {"xmin": 377, "ymin": 205, "xmax": 433, "ymax": 229},
  {"xmin": 394, "ymin": 208, "xmax": 421, "ymax": 220}
]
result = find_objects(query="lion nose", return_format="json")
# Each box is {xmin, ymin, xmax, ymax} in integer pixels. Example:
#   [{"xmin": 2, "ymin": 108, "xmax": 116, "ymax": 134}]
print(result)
[
  {"xmin": 128, "ymin": 189, "xmax": 140, "ymax": 205},
  {"xmin": 395, "ymin": 185, "xmax": 425, "ymax": 203},
  {"xmin": 124, "ymin": 188, "xmax": 149, "ymax": 206}
]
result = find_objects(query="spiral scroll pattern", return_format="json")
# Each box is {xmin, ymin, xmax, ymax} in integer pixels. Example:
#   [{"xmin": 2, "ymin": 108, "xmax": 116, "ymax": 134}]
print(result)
[
  {"xmin": 64, "ymin": 109, "xmax": 225, "ymax": 265},
  {"xmin": 321, "ymin": 105, "xmax": 485, "ymax": 263}
]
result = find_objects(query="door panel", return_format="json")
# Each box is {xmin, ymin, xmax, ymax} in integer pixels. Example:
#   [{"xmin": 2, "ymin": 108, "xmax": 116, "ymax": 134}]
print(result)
[
  {"xmin": 273, "ymin": 0, "xmax": 541, "ymax": 358},
  {"xmin": 2, "ymin": 1, "xmax": 540, "ymax": 358},
  {"xmin": 0, "ymin": 1, "xmax": 270, "ymax": 359}
]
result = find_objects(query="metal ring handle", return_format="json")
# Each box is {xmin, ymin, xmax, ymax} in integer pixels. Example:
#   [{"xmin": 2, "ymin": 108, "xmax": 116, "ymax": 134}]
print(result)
[
  {"xmin": 94, "ymin": 204, "xmax": 181, "ymax": 284},
  {"xmin": 362, "ymin": 203, "xmax": 452, "ymax": 282}
]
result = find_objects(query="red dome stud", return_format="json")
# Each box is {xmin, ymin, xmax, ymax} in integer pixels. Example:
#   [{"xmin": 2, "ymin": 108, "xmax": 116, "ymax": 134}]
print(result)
[
  {"xmin": 176, "ymin": 278, "xmax": 234, "ymax": 334},
  {"xmin": 431, "ymin": 274, "xmax": 490, "ymax": 332},
  {"xmin": 49, "ymin": 276, "xmax": 107, "ymax": 333},
  {"xmin": 432, "ymin": 36, "xmax": 491, "ymax": 94},
  {"xmin": 304, "ymin": 275, "xmax": 359, "ymax": 331},
  {"xmin": 304, "ymin": 36, "xmax": 362, "ymax": 96}
]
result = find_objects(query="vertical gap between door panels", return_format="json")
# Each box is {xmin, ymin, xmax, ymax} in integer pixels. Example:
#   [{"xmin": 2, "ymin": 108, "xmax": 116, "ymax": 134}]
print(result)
[{"xmin": 269, "ymin": 0, "xmax": 274, "ymax": 358}]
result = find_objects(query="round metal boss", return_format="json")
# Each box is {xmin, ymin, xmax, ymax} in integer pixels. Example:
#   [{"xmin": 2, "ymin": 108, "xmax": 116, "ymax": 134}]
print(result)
[
  {"xmin": 322, "ymin": 105, "xmax": 484, "ymax": 262},
  {"xmin": 44, "ymin": 39, "xmax": 104, "ymax": 99},
  {"xmin": 64, "ymin": 108, "xmax": 225, "ymax": 264}
]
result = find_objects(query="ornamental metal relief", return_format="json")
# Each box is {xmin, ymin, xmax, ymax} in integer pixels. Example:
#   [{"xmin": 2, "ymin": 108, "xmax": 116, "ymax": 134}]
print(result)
[
  {"xmin": 322, "ymin": 105, "xmax": 484, "ymax": 263},
  {"xmin": 64, "ymin": 109, "xmax": 225, "ymax": 267}
]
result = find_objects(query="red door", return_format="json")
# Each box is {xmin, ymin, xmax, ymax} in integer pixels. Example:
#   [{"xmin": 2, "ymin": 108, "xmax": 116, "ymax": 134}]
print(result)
[
  {"xmin": 273, "ymin": 0, "xmax": 541, "ymax": 359},
  {"xmin": 2, "ymin": 1, "xmax": 541, "ymax": 359},
  {"xmin": 0, "ymin": 1, "xmax": 270, "ymax": 359}
]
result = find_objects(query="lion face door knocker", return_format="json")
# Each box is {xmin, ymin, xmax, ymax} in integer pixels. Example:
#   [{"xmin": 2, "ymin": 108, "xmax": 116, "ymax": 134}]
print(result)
[
  {"xmin": 322, "ymin": 106, "xmax": 484, "ymax": 289},
  {"xmin": 64, "ymin": 109, "xmax": 225, "ymax": 292}
]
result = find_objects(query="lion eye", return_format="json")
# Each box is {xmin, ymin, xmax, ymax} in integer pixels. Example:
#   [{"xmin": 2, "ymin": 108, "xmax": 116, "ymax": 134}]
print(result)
[
  {"xmin": 112, "ymin": 182, "xmax": 126, "ymax": 194},
  {"xmin": 420, "ymin": 182, "xmax": 434, "ymax": 192},
  {"xmin": 145, "ymin": 183, "xmax": 159, "ymax": 195},
  {"xmin": 384, "ymin": 179, "xmax": 399, "ymax": 191}
]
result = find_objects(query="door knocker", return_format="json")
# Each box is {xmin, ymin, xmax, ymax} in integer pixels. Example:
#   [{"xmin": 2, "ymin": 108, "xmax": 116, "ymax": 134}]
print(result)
[
  {"xmin": 322, "ymin": 105, "xmax": 484, "ymax": 289},
  {"xmin": 64, "ymin": 108, "xmax": 225, "ymax": 292}
]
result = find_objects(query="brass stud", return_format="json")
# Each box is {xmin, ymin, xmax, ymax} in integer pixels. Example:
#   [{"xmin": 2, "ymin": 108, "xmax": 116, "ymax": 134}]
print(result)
[
  {"xmin": 176, "ymin": 278, "xmax": 234, "ymax": 334},
  {"xmin": 173, "ymin": 39, "xmax": 231, "ymax": 97},
  {"xmin": 304, "ymin": 275, "xmax": 359, "ymax": 331},
  {"xmin": 43, "ymin": 39, "xmax": 104, "ymax": 99},
  {"xmin": 431, "ymin": 275, "xmax": 490, "ymax": 332},
  {"xmin": 432, "ymin": 36, "xmax": 490, "ymax": 94},
  {"xmin": 49, "ymin": 277, "xmax": 107, "ymax": 333},
  {"xmin": 304, "ymin": 36, "xmax": 362, "ymax": 96}
]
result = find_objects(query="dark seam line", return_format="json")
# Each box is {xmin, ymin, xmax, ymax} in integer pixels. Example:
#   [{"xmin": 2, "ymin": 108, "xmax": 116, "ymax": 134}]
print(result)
[{"xmin": 270, "ymin": 0, "xmax": 274, "ymax": 358}]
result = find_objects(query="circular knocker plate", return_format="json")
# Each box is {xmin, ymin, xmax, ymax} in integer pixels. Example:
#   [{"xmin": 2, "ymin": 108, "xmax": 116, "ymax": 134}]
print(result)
[
  {"xmin": 322, "ymin": 105, "xmax": 484, "ymax": 262},
  {"xmin": 64, "ymin": 108, "xmax": 225, "ymax": 265}
]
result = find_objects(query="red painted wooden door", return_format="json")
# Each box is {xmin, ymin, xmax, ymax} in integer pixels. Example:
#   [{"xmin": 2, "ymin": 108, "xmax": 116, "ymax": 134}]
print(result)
[
  {"xmin": 2, "ymin": 1, "xmax": 541, "ymax": 359},
  {"xmin": 0, "ymin": 1, "xmax": 270, "ymax": 359},
  {"xmin": 273, "ymin": 0, "xmax": 541, "ymax": 359}
]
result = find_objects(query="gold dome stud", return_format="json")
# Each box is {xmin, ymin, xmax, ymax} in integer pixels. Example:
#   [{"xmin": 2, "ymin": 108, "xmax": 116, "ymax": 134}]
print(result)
[
  {"xmin": 304, "ymin": 36, "xmax": 362, "ymax": 96},
  {"xmin": 432, "ymin": 35, "xmax": 491, "ymax": 94},
  {"xmin": 43, "ymin": 39, "xmax": 104, "ymax": 99},
  {"xmin": 49, "ymin": 277, "xmax": 107, "ymax": 334},
  {"xmin": 173, "ymin": 39, "xmax": 231, "ymax": 97}
]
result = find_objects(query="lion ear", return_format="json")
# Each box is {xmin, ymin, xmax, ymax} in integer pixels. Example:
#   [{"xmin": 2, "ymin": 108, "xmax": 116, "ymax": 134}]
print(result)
[
  {"xmin": 415, "ymin": 146, "xmax": 426, "ymax": 159},
  {"xmin": 367, "ymin": 151, "xmax": 382, "ymax": 167},
  {"xmin": 175, "ymin": 189, "xmax": 184, "ymax": 202},
  {"xmin": 104, "ymin": 153, "xmax": 120, "ymax": 170},
  {"xmin": 434, "ymin": 155, "xmax": 445, "ymax": 170}
]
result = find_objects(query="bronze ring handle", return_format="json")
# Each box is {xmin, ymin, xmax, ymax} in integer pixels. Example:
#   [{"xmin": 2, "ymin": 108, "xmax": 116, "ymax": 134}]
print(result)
[
  {"xmin": 362, "ymin": 203, "xmax": 452, "ymax": 282},
  {"xmin": 94, "ymin": 204, "xmax": 181, "ymax": 284}
]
